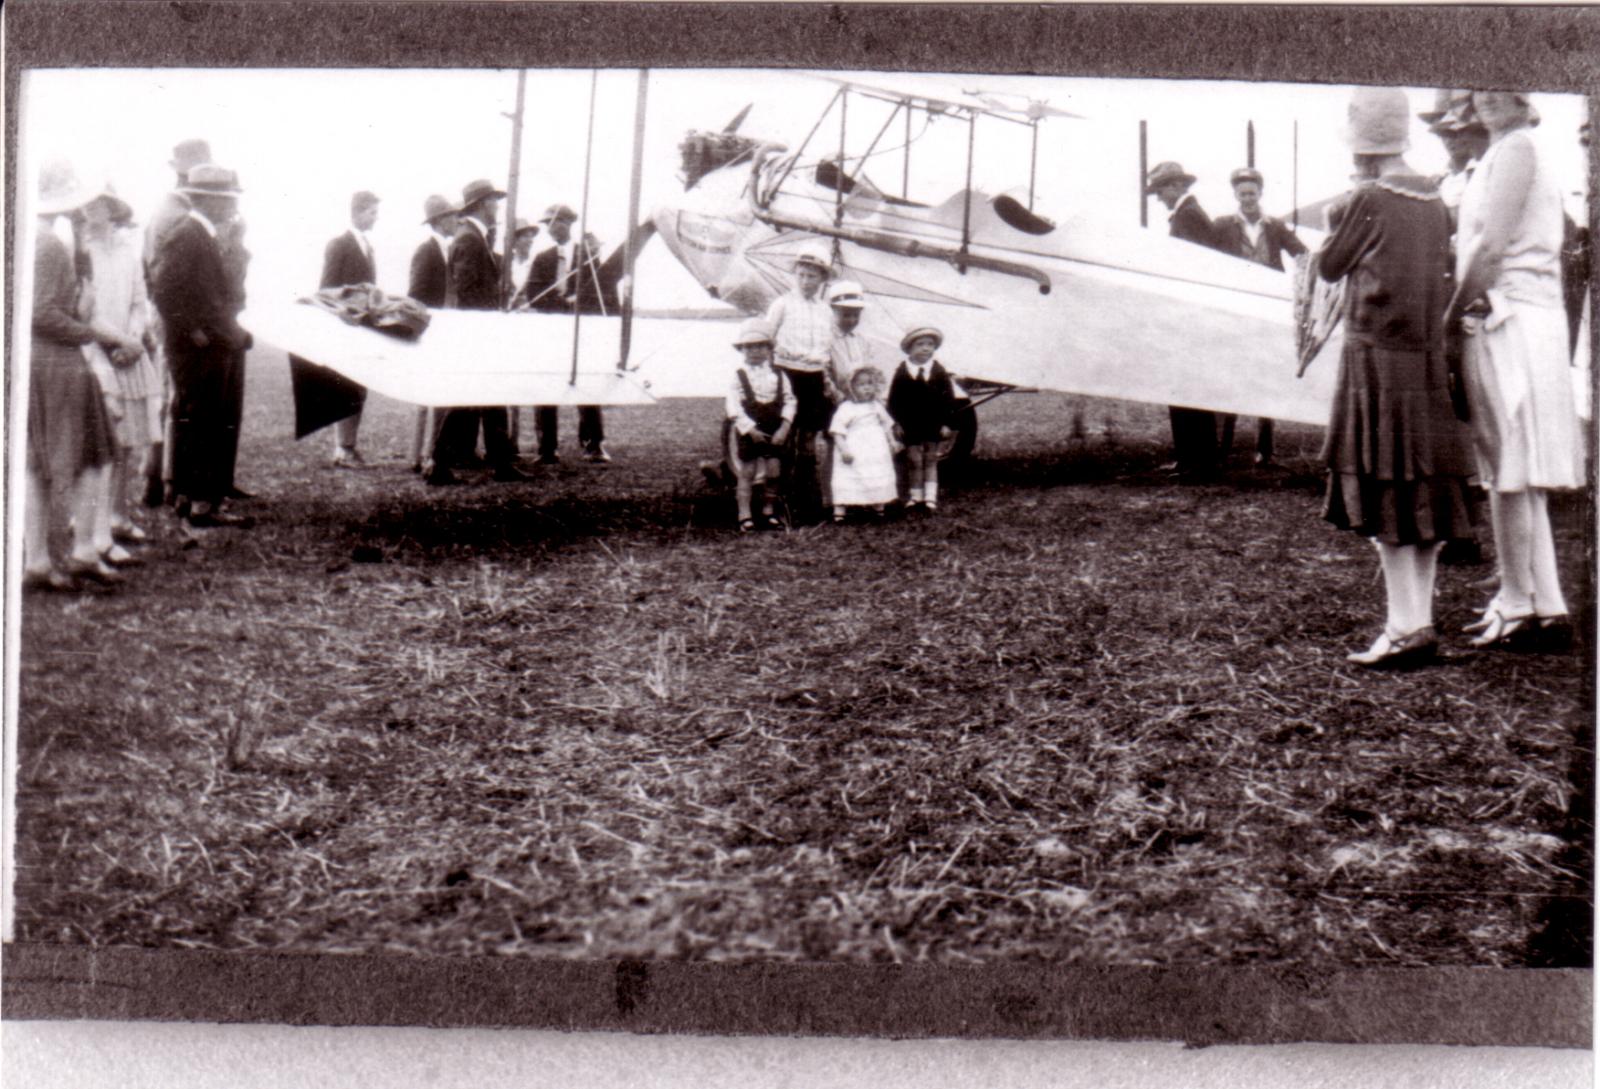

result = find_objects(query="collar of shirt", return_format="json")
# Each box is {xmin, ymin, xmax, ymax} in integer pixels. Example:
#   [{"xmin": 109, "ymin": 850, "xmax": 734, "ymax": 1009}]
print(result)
[
  {"xmin": 1170, "ymin": 194, "xmax": 1196, "ymax": 220},
  {"xmin": 1239, "ymin": 214, "xmax": 1264, "ymax": 244},
  {"xmin": 433, "ymin": 231, "xmax": 451, "ymax": 257},
  {"xmin": 462, "ymin": 215, "xmax": 489, "ymax": 240},
  {"xmin": 351, "ymin": 228, "xmax": 372, "ymax": 255},
  {"xmin": 907, "ymin": 361, "xmax": 931, "ymax": 380},
  {"xmin": 186, "ymin": 208, "xmax": 219, "ymax": 238}
]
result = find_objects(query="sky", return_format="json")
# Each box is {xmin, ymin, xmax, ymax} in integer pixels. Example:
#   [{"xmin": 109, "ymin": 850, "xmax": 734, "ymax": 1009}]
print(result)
[{"xmin": 18, "ymin": 68, "xmax": 1589, "ymax": 309}]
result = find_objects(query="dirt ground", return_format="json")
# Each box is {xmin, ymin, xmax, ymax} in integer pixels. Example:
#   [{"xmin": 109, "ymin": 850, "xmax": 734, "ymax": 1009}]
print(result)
[{"xmin": 11, "ymin": 346, "xmax": 1593, "ymax": 965}]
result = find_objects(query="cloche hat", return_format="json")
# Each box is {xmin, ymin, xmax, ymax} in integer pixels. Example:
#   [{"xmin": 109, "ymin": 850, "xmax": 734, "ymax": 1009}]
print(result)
[{"xmin": 1342, "ymin": 87, "xmax": 1411, "ymax": 156}]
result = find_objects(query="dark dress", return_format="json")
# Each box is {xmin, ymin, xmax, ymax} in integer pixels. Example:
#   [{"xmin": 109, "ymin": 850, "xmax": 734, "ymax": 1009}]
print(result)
[
  {"xmin": 1166, "ymin": 194, "xmax": 1222, "ymax": 473},
  {"xmin": 30, "ymin": 227, "xmax": 115, "ymax": 487},
  {"xmin": 1317, "ymin": 175, "xmax": 1476, "ymax": 545}
]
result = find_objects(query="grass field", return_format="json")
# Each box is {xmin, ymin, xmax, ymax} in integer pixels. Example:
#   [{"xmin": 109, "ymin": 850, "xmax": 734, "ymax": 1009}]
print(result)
[{"xmin": 11, "ymin": 346, "xmax": 1593, "ymax": 965}]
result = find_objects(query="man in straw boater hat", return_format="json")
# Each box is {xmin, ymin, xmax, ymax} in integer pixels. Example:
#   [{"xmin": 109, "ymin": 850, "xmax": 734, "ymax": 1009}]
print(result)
[
  {"xmin": 149, "ymin": 163, "xmax": 255, "ymax": 529},
  {"xmin": 426, "ymin": 177, "xmax": 528, "ymax": 485},
  {"xmin": 141, "ymin": 137, "xmax": 211, "ymax": 508},
  {"xmin": 1211, "ymin": 166, "xmax": 1308, "ymax": 466},
  {"xmin": 1145, "ymin": 160, "xmax": 1222, "ymax": 479},
  {"xmin": 406, "ymin": 194, "xmax": 459, "ymax": 473},
  {"xmin": 523, "ymin": 202, "xmax": 609, "ymax": 464}
]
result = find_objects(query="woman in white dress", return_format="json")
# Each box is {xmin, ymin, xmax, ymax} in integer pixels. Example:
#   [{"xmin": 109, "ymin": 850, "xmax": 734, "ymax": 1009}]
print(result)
[
  {"xmin": 1447, "ymin": 90, "xmax": 1585, "ymax": 649},
  {"xmin": 79, "ymin": 186, "xmax": 156, "ymax": 563}
]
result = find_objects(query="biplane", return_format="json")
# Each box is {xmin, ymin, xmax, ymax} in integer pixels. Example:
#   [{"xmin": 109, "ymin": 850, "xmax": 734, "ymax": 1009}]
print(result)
[{"xmin": 246, "ymin": 72, "xmax": 1342, "ymax": 447}]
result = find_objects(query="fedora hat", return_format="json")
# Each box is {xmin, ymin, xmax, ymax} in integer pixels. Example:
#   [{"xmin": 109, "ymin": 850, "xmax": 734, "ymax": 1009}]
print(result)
[
  {"xmin": 1432, "ymin": 98, "xmax": 1486, "ymax": 136},
  {"xmin": 169, "ymin": 138, "xmax": 212, "ymax": 177},
  {"xmin": 826, "ymin": 280, "xmax": 867, "ymax": 309},
  {"xmin": 1145, "ymin": 161, "xmax": 1196, "ymax": 194},
  {"xmin": 540, "ymin": 203, "xmax": 578, "ymax": 224},
  {"xmin": 900, "ymin": 326, "xmax": 943, "ymax": 353},
  {"xmin": 1417, "ymin": 89, "xmax": 1469, "ymax": 125},
  {"xmin": 178, "ymin": 163, "xmax": 243, "ymax": 197},
  {"xmin": 513, "ymin": 217, "xmax": 540, "ymax": 238},
  {"xmin": 460, "ymin": 179, "xmax": 506, "ymax": 210},
  {"xmin": 732, "ymin": 317, "xmax": 776, "ymax": 348},
  {"xmin": 36, "ymin": 158, "xmax": 87, "ymax": 216},
  {"xmin": 1343, "ymin": 87, "xmax": 1411, "ymax": 156},
  {"xmin": 421, "ymin": 194, "xmax": 458, "ymax": 224},
  {"xmin": 1229, "ymin": 167, "xmax": 1264, "ymax": 188}
]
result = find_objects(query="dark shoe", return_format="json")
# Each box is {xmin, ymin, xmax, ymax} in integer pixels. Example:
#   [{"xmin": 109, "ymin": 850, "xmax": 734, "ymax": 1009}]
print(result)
[
  {"xmin": 225, "ymin": 486, "xmax": 257, "ymax": 501},
  {"xmin": 492, "ymin": 465, "xmax": 532, "ymax": 483},
  {"xmin": 63, "ymin": 558, "xmax": 126, "ymax": 586},
  {"xmin": 1535, "ymin": 615, "xmax": 1575, "ymax": 653},
  {"xmin": 187, "ymin": 506, "xmax": 255, "ymax": 529},
  {"xmin": 425, "ymin": 467, "xmax": 462, "ymax": 487},
  {"xmin": 23, "ymin": 569, "xmax": 80, "ymax": 593},
  {"xmin": 534, "ymin": 452, "xmax": 561, "ymax": 466},
  {"xmin": 1347, "ymin": 626, "xmax": 1438, "ymax": 669}
]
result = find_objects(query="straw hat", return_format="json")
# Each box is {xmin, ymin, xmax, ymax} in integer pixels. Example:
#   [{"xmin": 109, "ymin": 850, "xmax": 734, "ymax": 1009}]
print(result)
[
  {"xmin": 421, "ymin": 194, "xmax": 458, "ymax": 225},
  {"xmin": 37, "ymin": 158, "xmax": 87, "ymax": 215},
  {"xmin": 900, "ymin": 326, "xmax": 943, "ymax": 353},
  {"xmin": 1145, "ymin": 161, "xmax": 1196, "ymax": 193},
  {"xmin": 1343, "ymin": 87, "xmax": 1411, "ymax": 156},
  {"xmin": 794, "ymin": 243, "xmax": 833, "ymax": 273},
  {"xmin": 732, "ymin": 317, "xmax": 776, "ymax": 348},
  {"xmin": 826, "ymin": 280, "xmax": 867, "ymax": 309},
  {"xmin": 178, "ymin": 163, "xmax": 243, "ymax": 197}
]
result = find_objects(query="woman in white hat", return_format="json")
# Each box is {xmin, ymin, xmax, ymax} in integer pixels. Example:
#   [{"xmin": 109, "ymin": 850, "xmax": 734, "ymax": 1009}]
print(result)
[
  {"xmin": 25, "ymin": 160, "xmax": 145, "ymax": 589},
  {"xmin": 1317, "ymin": 88, "xmax": 1478, "ymax": 667},
  {"xmin": 1447, "ymin": 90, "xmax": 1583, "ymax": 649}
]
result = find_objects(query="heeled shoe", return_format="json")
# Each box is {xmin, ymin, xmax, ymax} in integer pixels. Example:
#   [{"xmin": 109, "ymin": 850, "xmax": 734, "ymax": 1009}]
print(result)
[
  {"xmin": 1467, "ymin": 608, "xmax": 1536, "ymax": 649},
  {"xmin": 1347, "ymin": 626, "xmax": 1438, "ymax": 669},
  {"xmin": 1534, "ymin": 615, "xmax": 1574, "ymax": 653}
]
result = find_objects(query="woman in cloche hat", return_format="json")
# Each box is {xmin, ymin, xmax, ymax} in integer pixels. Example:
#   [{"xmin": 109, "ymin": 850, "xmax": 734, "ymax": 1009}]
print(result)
[
  {"xmin": 1446, "ymin": 89, "xmax": 1580, "ymax": 651},
  {"xmin": 25, "ymin": 160, "xmax": 147, "ymax": 590},
  {"xmin": 1316, "ymin": 88, "xmax": 1478, "ymax": 668}
]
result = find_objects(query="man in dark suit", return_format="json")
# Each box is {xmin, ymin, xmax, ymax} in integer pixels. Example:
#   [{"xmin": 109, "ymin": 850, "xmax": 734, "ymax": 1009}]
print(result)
[
  {"xmin": 407, "ymin": 194, "xmax": 457, "ymax": 473},
  {"xmin": 427, "ymin": 179, "xmax": 528, "ymax": 485},
  {"xmin": 1210, "ymin": 167, "xmax": 1308, "ymax": 464},
  {"xmin": 324, "ymin": 190, "xmax": 381, "ymax": 466},
  {"xmin": 149, "ymin": 165, "xmax": 252, "ymax": 528},
  {"xmin": 1146, "ymin": 160, "xmax": 1220, "ymax": 478},
  {"xmin": 523, "ymin": 203, "xmax": 610, "ymax": 464}
]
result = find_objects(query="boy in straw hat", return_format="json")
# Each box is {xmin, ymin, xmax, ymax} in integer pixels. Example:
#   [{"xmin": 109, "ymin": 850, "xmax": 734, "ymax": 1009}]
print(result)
[
  {"xmin": 725, "ymin": 318, "xmax": 794, "ymax": 532},
  {"xmin": 764, "ymin": 243, "xmax": 835, "ymax": 516},
  {"xmin": 887, "ymin": 326, "xmax": 966, "ymax": 513}
]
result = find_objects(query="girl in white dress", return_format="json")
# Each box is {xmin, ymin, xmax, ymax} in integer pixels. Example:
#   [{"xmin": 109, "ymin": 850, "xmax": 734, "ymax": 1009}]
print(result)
[
  {"xmin": 1447, "ymin": 91, "xmax": 1585, "ymax": 649},
  {"xmin": 828, "ymin": 367, "xmax": 899, "ymax": 523}
]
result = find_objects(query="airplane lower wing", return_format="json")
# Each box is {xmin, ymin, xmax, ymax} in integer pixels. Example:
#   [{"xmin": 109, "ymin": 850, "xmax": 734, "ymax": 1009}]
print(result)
[{"xmin": 242, "ymin": 300, "xmax": 743, "ymax": 406}]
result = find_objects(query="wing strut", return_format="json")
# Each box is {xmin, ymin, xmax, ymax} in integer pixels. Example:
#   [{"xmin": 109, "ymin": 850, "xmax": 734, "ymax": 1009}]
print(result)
[
  {"xmin": 571, "ymin": 70, "xmax": 599, "ymax": 387},
  {"xmin": 620, "ymin": 68, "xmax": 650, "ymax": 367}
]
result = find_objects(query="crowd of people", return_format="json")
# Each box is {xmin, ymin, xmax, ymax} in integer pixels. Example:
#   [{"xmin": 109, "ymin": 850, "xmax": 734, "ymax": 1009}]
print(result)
[{"xmin": 26, "ymin": 88, "xmax": 1593, "ymax": 676}]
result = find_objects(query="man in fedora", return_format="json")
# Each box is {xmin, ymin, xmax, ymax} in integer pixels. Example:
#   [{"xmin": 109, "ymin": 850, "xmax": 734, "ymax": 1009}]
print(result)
[
  {"xmin": 427, "ymin": 178, "xmax": 527, "ymax": 485},
  {"xmin": 1211, "ymin": 167, "xmax": 1307, "ymax": 465},
  {"xmin": 149, "ymin": 164, "xmax": 253, "ymax": 528},
  {"xmin": 142, "ymin": 137, "xmax": 211, "ymax": 508},
  {"xmin": 1146, "ymin": 160, "xmax": 1221, "ymax": 477},
  {"xmin": 523, "ymin": 202, "xmax": 608, "ymax": 464},
  {"xmin": 407, "ymin": 194, "xmax": 457, "ymax": 473},
  {"xmin": 324, "ymin": 190, "xmax": 381, "ymax": 467}
]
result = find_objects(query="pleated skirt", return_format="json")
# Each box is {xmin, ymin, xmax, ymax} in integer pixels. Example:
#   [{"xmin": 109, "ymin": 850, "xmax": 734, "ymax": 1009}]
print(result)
[{"xmin": 1322, "ymin": 339, "xmax": 1478, "ymax": 545}]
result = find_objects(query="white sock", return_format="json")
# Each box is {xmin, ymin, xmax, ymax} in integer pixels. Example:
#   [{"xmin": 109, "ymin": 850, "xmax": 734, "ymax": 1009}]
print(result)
[
  {"xmin": 925, "ymin": 479, "xmax": 938, "ymax": 504},
  {"xmin": 1374, "ymin": 541, "xmax": 1417, "ymax": 636},
  {"xmin": 1494, "ymin": 491, "xmax": 1536, "ymax": 616},
  {"xmin": 907, "ymin": 487, "xmax": 923, "ymax": 504}
]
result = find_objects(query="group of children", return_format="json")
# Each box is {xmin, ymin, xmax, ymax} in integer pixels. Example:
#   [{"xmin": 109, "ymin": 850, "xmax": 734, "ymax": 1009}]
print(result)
[{"xmin": 723, "ymin": 246, "xmax": 967, "ymax": 532}]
